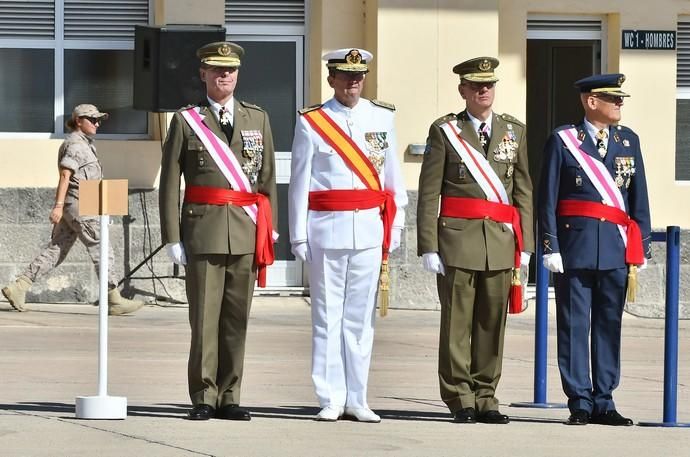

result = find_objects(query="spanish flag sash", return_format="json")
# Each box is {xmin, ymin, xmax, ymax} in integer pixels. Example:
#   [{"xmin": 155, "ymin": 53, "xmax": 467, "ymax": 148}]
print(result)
[
  {"xmin": 302, "ymin": 108, "xmax": 382, "ymax": 192},
  {"xmin": 302, "ymin": 108, "xmax": 395, "ymax": 316}
]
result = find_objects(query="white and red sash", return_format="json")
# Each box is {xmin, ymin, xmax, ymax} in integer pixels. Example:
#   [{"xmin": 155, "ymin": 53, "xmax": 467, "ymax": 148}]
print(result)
[
  {"xmin": 181, "ymin": 107, "xmax": 278, "ymax": 241},
  {"xmin": 440, "ymin": 120, "xmax": 513, "ymax": 232},
  {"xmin": 557, "ymin": 127, "xmax": 627, "ymax": 246}
]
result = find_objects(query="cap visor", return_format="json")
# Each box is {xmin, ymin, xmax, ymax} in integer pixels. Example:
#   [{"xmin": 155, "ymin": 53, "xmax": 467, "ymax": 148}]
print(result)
[{"xmin": 202, "ymin": 58, "xmax": 241, "ymax": 68}]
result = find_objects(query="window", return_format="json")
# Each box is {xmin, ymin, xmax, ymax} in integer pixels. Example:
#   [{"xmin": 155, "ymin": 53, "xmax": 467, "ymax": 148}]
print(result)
[
  {"xmin": 0, "ymin": 0, "xmax": 149, "ymax": 136},
  {"xmin": 676, "ymin": 18, "xmax": 690, "ymax": 181}
]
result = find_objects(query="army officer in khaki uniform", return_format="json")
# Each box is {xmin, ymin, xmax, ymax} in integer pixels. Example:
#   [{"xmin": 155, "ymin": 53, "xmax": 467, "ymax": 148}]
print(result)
[
  {"xmin": 159, "ymin": 42, "xmax": 277, "ymax": 421},
  {"xmin": 417, "ymin": 57, "xmax": 534, "ymax": 424}
]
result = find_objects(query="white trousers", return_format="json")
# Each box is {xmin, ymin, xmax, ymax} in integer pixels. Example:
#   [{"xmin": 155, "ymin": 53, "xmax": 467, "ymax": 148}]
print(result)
[{"xmin": 308, "ymin": 246, "xmax": 382, "ymax": 409}]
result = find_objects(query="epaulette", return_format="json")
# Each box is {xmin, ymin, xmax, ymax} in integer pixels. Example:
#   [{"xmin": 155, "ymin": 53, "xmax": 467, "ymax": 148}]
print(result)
[
  {"xmin": 298, "ymin": 104, "xmax": 323, "ymax": 115},
  {"xmin": 177, "ymin": 103, "xmax": 197, "ymax": 112},
  {"xmin": 554, "ymin": 124, "xmax": 575, "ymax": 133},
  {"xmin": 615, "ymin": 124, "xmax": 633, "ymax": 133},
  {"xmin": 240, "ymin": 100, "xmax": 265, "ymax": 111},
  {"xmin": 433, "ymin": 113, "xmax": 457, "ymax": 126},
  {"xmin": 500, "ymin": 113, "xmax": 525, "ymax": 127},
  {"xmin": 371, "ymin": 99, "xmax": 396, "ymax": 111}
]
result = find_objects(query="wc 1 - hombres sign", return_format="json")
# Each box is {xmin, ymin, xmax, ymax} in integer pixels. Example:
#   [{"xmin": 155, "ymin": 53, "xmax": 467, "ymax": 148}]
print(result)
[{"xmin": 622, "ymin": 30, "xmax": 676, "ymax": 50}]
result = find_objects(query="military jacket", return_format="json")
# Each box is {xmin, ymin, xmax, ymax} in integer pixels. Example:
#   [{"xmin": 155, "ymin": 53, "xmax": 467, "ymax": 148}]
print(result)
[
  {"xmin": 417, "ymin": 110, "xmax": 534, "ymax": 271},
  {"xmin": 288, "ymin": 97, "xmax": 407, "ymax": 250},
  {"xmin": 58, "ymin": 131, "xmax": 102, "ymax": 203},
  {"xmin": 159, "ymin": 99, "xmax": 277, "ymax": 256},
  {"xmin": 538, "ymin": 122, "xmax": 651, "ymax": 270}
]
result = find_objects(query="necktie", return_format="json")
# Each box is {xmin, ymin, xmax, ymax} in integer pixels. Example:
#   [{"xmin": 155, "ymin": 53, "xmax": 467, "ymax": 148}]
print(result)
[
  {"xmin": 219, "ymin": 106, "xmax": 233, "ymax": 142},
  {"xmin": 596, "ymin": 128, "xmax": 608, "ymax": 158},
  {"xmin": 478, "ymin": 122, "xmax": 490, "ymax": 153}
]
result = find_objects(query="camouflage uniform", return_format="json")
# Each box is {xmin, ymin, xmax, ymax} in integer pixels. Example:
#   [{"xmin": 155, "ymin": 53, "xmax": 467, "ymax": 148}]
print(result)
[{"xmin": 22, "ymin": 131, "xmax": 116, "ymax": 285}]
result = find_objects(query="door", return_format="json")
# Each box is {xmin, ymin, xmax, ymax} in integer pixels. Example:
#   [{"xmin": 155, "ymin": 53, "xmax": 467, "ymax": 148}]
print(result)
[
  {"xmin": 525, "ymin": 16, "xmax": 604, "ymax": 288},
  {"xmin": 230, "ymin": 36, "xmax": 304, "ymax": 288}
]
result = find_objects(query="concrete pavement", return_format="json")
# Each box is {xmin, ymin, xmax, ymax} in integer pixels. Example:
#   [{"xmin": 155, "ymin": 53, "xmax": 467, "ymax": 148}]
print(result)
[{"xmin": 1, "ymin": 297, "xmax": 689, "ymax": 457}]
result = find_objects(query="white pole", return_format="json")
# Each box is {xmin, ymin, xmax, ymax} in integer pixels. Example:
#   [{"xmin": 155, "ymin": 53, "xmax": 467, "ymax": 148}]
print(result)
[
  {"xmin": 97, "ymin": 214, "xmax": 109, "ymax": 397},
  {"xmin": 75, "ymin": 211, "xmax": 126, "ymax": 419}
]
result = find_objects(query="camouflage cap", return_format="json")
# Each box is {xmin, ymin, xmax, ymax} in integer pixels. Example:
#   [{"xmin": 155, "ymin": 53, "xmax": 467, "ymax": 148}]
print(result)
[{"xmin": 72, "ymin": 104, "xmax": 109, "ymax": 120}]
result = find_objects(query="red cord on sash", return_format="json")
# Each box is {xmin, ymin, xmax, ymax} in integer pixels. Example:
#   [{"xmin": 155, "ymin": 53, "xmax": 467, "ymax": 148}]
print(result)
[
  {"xmin": 184, "ymin": 186, "xmax": 275, "ymax": 288},
  {"xmin": 308, "ymin": 189, "xmax": 397, "ymax": 260},
  {"xmin": 557, "ymin": 199, "xmax": 644, "ymax": 265}
]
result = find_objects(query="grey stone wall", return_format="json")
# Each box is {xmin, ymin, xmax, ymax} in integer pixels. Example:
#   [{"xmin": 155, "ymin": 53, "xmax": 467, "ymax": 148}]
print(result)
[
  {"xmin": 1, "ymin": 188, "xmax": 688, "ymax": 318},
  {"xmin": 0, "ymin": 188, "xmax": 187, "ymax": 305}
]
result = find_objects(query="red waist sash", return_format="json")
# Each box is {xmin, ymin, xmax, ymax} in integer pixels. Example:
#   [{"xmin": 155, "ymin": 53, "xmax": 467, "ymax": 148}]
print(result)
[
  {"xmin": 308, "ymin": 189, "xmax": 397, "ymax": 259},
  {"xmin": 184, "ymin": 185, "xmax": 275, "ymax": 288},
  {"xmin": 557, "ymin": 199, "xmax": 644, "ymax": 265},
  {"xmin": 439, "ymin": 196, "xmax": 524, "ymax": 268}
]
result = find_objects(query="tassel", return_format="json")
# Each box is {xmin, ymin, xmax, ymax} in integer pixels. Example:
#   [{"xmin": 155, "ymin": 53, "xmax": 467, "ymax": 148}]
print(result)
[
  {"xmin": 626, "ymin": 265, "xmax": 637, "ymax": 303},
  {"xmin": 509, "ymin": 268, "xmax": 524, "ymax": 314},
  {"xmin": 378, "ymin": 260, "xmax": 389, "ymax": 317}
]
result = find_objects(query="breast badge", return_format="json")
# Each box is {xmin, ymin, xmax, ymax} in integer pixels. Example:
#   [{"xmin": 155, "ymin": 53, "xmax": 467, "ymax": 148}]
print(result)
[
  {"xmin": 493, "ymin": 131, "xmax": 518, "ymax": 162},
  {"xmin": 614, "ymin": 156, "xmax": 636, "ymax": 188},
  {"xmin": 365, "ymin": 131, "xmax": 388, "ymax": 173},
  {"xmin": 240, "ymin": 130, "xmax": 264, "ymax": 184},
  {"xmin": 458, "ymin": 164, "xmax": 467, "ymax": 180}
]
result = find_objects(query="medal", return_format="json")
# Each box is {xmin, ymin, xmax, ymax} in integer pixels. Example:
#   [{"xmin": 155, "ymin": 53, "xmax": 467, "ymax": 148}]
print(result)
[{"xmin": 506, "ymin": 165, "xmax": 514, "ymax": 178}]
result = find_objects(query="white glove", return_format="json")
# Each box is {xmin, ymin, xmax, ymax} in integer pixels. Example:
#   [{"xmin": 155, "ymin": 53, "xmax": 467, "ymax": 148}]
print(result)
[
  {"xmin": 422, "ymin": 252, "xmax": 446, "ymax": 275},
  {"xmin": 291, "ymin": 242, "xmax": 311, "ymax": 263},
  {"xmin": 638, "ymin": 257, "xmax": 648, "ymax": 271},
  {"xmin": 520, "ymin": 252, "xmax": 531, "ymax": 267},
  {"xmin": 543, "ymin": 253, "xmax": 564, "ymax": 273},
  {"xmin": 165, "ymin": 242, "xmax": 187, "ymax": 266},
  {"xmin": 389, "ymin": 228, "xmax": 402, "ymax": 253}
]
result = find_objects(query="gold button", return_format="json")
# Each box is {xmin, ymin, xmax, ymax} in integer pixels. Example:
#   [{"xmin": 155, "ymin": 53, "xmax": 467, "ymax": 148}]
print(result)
[
  {"xmin": 188, "ymin": 210, "xmax": 193, "ymax": 214},
  {"xmin": 442, "ymin": 221, "xmax": 446, "ymax": 226},
  {"xmin": 355, "ymin": 208, "xmax": 359, "ymax": 213},
  {"xmin": 600, "ymin": 217, "xmax": 606, "ymax": 222},
  {"xmin": 565, "ymin": 224, "xmax": 570, "ymax": 228}
]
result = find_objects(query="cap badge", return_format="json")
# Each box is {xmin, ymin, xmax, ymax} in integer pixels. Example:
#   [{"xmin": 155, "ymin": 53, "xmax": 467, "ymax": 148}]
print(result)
[
  {"xmin": 218, "ymin": 44, "xmax": 231, "ymax": 56},
  {"xmin": 345, "ymin": 49, "xmax": 362, "ymax": 65},
  {"xmin": 617, "ymin": 75, "xmax": 625, "ymax": 85},
  {"xmin": 478, "ymin": 59, "xmax": 491, "ymax": 71}
]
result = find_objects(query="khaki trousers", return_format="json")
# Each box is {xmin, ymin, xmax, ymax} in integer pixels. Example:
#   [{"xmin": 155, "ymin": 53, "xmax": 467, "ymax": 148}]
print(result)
[
  {"xmin": 185, "ymin": 253, "xmax": 256, "ymax": 408},
  {"xmin": 437, "ymin": 267, "xmax": 511, "ymax": 413}
]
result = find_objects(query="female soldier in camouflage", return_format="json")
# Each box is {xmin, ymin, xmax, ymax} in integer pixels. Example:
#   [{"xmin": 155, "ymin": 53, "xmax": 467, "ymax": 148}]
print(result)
[{"xmin": 2, "ymin": 104, "xmax": 143, "ymax": 316}]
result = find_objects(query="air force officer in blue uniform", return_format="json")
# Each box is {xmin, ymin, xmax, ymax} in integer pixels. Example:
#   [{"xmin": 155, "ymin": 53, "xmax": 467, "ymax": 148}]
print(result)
[{"xmin": 538, "ymin": 74, "xmax": 651, "ymax": 426}]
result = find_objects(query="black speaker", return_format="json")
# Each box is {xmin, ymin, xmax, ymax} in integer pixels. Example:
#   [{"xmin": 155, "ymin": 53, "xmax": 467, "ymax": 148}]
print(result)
[{"xmin": 133, "ymin": 25, "xmax": 226, "ymax": 112}]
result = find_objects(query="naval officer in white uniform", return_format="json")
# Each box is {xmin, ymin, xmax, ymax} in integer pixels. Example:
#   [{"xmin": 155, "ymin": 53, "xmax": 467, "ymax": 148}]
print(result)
[{"xmin": 288, "ymin": 48, "xmax": 408, "ymax": 422}]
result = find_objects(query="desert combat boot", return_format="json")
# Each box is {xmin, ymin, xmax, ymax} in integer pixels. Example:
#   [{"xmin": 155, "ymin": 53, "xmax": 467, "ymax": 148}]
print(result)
[
  {"xmin": 107, "ymin": 288, "xmax": 145, "ymax": 316},
  {"xmin": 1, "ymin": 276, "xmax": 33, "ymax": 312}
]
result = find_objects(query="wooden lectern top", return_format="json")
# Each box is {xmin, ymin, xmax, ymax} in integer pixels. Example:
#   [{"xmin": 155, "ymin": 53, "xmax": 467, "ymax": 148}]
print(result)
[{"xmin": 79, "ymin": 179, "xmax": 129, "ymax": 216}]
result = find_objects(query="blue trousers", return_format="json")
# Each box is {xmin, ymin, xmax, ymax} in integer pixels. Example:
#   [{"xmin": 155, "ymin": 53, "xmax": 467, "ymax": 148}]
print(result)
[{"xmin": 554, "ymin": 267, "xmax": 627, "ymax": 415}]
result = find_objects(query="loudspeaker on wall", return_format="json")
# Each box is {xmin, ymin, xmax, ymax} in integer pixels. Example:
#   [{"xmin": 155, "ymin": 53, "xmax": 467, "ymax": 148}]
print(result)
[{"xmin": 133, "ymin": 25, "xmax": 226, "ymax": 112}]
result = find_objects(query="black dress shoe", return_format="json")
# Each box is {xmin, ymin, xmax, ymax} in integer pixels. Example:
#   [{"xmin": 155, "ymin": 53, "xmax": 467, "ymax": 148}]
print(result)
[
  {"xmin": 187, "ymin": 404, "xmax": 215, "ymax": 421},
  {"xmin": 453, "ymin": 407, "xmax": 476, "ymax": 423},
  {"xmin": 590, "ymin": 410, "xmax": 633, "ymax": 426},
  {"xmin": 477, "ymin": 410, "xmax": 510, "ymax": 424},
  {"xmin": 216, "ymin": 404, "xmax": 252, "ymax": 421},
  {"xmin": 566, "ymin": 409, "xmax": 590, "ymax": 425}
]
